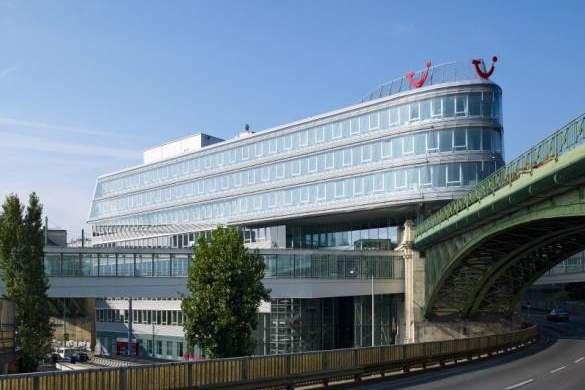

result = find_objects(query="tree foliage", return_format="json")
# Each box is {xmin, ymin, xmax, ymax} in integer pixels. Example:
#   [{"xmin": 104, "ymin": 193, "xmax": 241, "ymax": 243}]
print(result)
[
  {"xmin": 181, "ymin": 226, "xmax": 270, "ymax": 358},
  {"xmin": 0, "ymin": 193, "xmax": 53, "ymax": 372}
]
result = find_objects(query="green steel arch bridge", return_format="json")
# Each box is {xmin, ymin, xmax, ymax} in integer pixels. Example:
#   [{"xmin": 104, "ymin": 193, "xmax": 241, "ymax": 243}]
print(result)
[{"xmin": 413, "ymin": 112, "xmax": 585, "ymax": 320}]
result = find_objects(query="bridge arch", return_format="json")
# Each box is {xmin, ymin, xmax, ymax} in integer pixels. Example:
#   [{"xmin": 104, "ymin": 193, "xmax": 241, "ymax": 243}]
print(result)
[
  {"xmin": 423, "ymin": 179, "xmax": 585, "ymax": 320},
  {"xmin": 425, "ymin": 202, "xmax": 585, "ymax": 318}
]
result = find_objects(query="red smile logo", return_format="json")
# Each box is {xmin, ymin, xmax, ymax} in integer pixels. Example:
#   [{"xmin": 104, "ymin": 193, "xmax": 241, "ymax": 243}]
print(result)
[
  {"xmin": 406, "ymin": 61, "xmax": 432, "ymax": 89},
  {"xmin": 472, "ymin": 56, "xmax": 498, "ymax": 79}
]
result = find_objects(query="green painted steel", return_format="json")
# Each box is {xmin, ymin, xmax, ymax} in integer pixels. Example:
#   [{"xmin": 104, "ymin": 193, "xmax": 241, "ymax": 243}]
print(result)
[
  {"xmin": 415, "ymin": 112, "xmax": 585, "ymax": 242},
  {"xmin": 415, "ymin": 112, "xmax": 585, "ymax": 319}
]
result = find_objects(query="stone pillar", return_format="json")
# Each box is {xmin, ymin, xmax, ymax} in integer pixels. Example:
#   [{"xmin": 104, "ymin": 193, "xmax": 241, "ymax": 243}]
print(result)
[{"xmin": 397, "ymin": 220, "xmax": 426, "ymax": 344}]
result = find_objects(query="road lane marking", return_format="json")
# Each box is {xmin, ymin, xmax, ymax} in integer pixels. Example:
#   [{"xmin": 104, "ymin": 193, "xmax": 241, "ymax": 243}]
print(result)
[
  {"xmin": 550, "ymin": 365, "xmax": 566, "ymax": 374},
  {"xmin": 505, "ymin": 378, "xmax": 534, "ymax": 389},
  {"xmin": 575, "ymin": 357, "xmax": 584, "ymax": 364}
]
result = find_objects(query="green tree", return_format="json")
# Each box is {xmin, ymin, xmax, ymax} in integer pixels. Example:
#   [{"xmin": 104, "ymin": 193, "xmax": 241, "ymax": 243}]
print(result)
[
  {"xmin": 0, "ymin": 193, "xmax": 53, "ymax": 372},
  {"xmin": 181, "ymin": 226, "xmax": 270, "ymax": 358}
]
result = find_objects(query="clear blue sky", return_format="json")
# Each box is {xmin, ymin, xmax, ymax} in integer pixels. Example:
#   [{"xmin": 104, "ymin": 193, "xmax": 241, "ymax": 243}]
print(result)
[{"xmin": 1, "ymin": 1, "xmax": 584, "ymax": 238}]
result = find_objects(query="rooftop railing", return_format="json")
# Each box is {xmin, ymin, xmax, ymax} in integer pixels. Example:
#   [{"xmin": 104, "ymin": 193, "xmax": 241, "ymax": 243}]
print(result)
[
  {"xmin": 415, "ymin": 112, "xmax": 585, "ymax": 239},
  {"xmin": 361, "ymin": 61, "xmax": 490, "ymax": 103}
]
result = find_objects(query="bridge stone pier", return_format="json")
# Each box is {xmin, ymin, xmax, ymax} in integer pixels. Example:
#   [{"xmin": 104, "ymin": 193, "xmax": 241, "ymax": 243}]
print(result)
[
  {"xmin": 399, "ymin": 221, "xmax": 517, "ymax": 343},
  {"xmin": 401, "ymin": 113, "xmax": 585, "ymax": 342}
]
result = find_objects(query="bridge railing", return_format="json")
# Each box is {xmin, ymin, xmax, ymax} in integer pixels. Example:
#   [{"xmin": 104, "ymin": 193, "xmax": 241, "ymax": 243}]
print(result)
[
  {"xmin": 416, "ymin": 112, "xmax": 585, "ymax": 238},
  {"xmin": 0, "ymin": 326, "xmax": 537, "ymax": 389}
]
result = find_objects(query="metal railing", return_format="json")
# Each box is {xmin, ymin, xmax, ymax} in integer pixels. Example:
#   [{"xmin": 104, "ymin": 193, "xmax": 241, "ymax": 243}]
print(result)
[
  {"xmin": 361, "ymin": 61, "xmax": 487, "ymax": 103},
  {"xmin": 0, "ymin": 326, "xmax": 537, "ymax": 389},
  {"xmin": 416, "ymin": 112, "xmax": 585, "ymax": 239}
]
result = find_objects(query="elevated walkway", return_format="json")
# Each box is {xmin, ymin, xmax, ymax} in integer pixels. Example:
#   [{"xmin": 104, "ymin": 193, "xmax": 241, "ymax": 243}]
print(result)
[{"xmin": 1, "ymin": 248, "xmax": 405, "ymax": 299}]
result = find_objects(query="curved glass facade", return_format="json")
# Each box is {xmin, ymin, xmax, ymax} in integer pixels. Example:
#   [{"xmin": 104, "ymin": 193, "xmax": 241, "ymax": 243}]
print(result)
[{"xmin": 89, "ymin": 81, "xmax": 503, "ymax": 245}]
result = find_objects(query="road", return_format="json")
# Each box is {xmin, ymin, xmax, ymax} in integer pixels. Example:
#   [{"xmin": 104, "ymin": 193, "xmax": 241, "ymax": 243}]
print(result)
[{"xmin": 358, "ymin": 315, "xmax": 585, "ymax": 390}]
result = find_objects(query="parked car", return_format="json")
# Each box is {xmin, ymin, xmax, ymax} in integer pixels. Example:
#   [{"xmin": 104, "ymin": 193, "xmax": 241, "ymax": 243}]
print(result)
[
  {"xmin": 74, "ymin": 351, "xmax": 89, "ymax": 362},
  {"xmin": 56, "ymin": 347, "xmax": 78, "ymax": 363},
  {"xmin": 546, "ymin": 308, "xmax": 569, "ymax": 322}
]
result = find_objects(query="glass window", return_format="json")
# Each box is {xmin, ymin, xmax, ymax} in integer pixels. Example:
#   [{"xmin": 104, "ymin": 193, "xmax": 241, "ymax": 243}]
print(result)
[
  {"xmin": 335, "ymin": 181, "xmax": 344, "ymax": 198},
  {"xmin": 468, "ymin": 127, "xmax": 481, "ymax": 150},
  {"xmin": 443, "ymin": 96, "xmax": 455, "ymax": 117},
  {"xmin": 373, "ymin": 173, "xmax": 384, "ymax": 192},
  {"xmin": 325, "ymin": 153, "xmax": 334, "ymax": 170},
  {"xmin": 354, "ymin": 177, "xmax": 364, "ymax": 195},
  {"xmin": 389, "ymin": 108, "xmax": 399, "ymax": 125},
  {"xmin": 409, "ymin": 102, "xmax": 420, "ymax": 121},
  {"xmin": 395, "ymin": 170, "xmax": 406, "ymax": 188},
  {"xmin": 283, "ymin": 135, "xmax": 292, "ymax": 150},
  {"xmin": 369, "ymin": 112, "xmax": 380, "ymax": 129},
  {"xmin": 453, "ymin": 128, "xmax": 467, "ymax": 150},
  {"xmin": 420, "ymin": 100, "xmax": 430, "ymax": 120},
  {"xmin": 414, "ymin": 133, "xmax": 426, "ymax": 154},
  {"xmin": 447, "ymin": 164, "xmax": 461, "ymax": 185},
  {"xmin": 343, "ymin": 149, "xmax": 352, "ymax": 166},
  {"xmin": 381, "ymin": 140, "xmax": 392, "ymax": 158},
  {"xmin": 308, "ymin": 156, "xmax": 317, "ymax": 172},
  {"xmin": 402, "ymin": 135, "xmax": 414, "ymax": 154},
  {"xmin": 455, "ymin": 95, "xmax": 467, "ymax": 116},
  {"xmin": 462, "ymin": 163, "xmax": 478, "ymax": 185},
  {"xmin": 482, "ymin": 128, "xmax": 493, "ymax": 151},
  {"xmin": 315, "ymin": 127, "xmax": 325, "ymax": 143},
  {"xmin": 350, "ymin": 118, "xmax": 360, "ymax": 134},
  {"xmin": 439, "ymin": 130, "xmax": 452, "ymax": 152},
  {"xmin": 482, "ymin": 92, "xmax": 493, "ymax": 117},
  {"xmin": 469, "ymin": 93, "xmax": 481, "ymax": 116},
  {"xmin": 291, "ymin": 160, "xmax": 301, "ymax": 176},
  {"xmin": 431, "ymin": 98, "xmax": 442, "ymax": 117},
  {"xmin": 426, "ymin": 131, "xmax": 439, "ymax": 152},
  {"xmin": 156, "ymin": 341, "xmax": 162, "ymax": 355},
  {"xmin": 299, "ymin": 130, "xmax": 308, "ymax": 146},
  {"xmin": 255, "ymin": 142, "xmax": 263, "ymax": 156},
  {"xmin": 421, "ymin": 166, "xmax": 432, "ymax": 186},
  {"xmin": 166, "ymin": 341, "xmax": 173, "ymax": 356},
  {"xmin": 362, "ymin": 144, "xmax": 372, "ymax": 162},
  {"xmin": 332, "ymin": 122, "xmax": 342, "ymax": 139}
]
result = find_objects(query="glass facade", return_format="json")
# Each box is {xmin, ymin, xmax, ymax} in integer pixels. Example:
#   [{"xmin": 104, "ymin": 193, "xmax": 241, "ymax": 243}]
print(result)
[
  {"xmin": 44, "ymin": 250, "xmax": 403, "ymax": 280},
  {"xmin": 89, "ymin": 84, "xmax": 503, "ymax": 246}
]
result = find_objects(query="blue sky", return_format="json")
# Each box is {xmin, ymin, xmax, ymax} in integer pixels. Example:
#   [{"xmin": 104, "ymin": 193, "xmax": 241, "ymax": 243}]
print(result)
[{"xmin": 0, "ymin": 1, "xmax": 584, "ymax": 238}]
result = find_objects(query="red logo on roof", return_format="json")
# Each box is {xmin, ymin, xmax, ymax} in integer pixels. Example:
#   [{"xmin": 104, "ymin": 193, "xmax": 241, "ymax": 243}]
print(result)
[
  {"xmin": 472, "ymin": 56, "xmax": 498, "ymax": 79},
  {"xmin": 406, "ymin": 61, "xmax": 432, "ymax": 89}
]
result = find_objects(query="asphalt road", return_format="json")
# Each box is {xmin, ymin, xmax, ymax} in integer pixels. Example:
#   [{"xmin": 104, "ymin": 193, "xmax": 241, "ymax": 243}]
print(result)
[{"xmin": 357, "ymin": 315, "xmax": 585, "ymax": 390}]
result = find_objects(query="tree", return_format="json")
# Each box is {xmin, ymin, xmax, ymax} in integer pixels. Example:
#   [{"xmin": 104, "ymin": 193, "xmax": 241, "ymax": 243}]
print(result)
[
  {"xmin": 0, "ymin": 193, "xmax": 53, "ymax": 372},
  {"xmin": 181, "ymin": 226, "xmax": 270, "ymax": 358}
]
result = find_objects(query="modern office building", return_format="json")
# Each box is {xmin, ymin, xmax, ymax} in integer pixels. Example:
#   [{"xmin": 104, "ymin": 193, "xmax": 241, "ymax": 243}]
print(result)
[{"xmin": 87, "ymin": 61, "xmax": 504, "ymax": 358}]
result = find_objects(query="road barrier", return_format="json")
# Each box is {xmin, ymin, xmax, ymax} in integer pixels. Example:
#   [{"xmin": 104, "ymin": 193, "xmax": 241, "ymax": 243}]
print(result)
[{"xmin": 0, "ymin": 325, "xmax": 537, "ymax": 390}]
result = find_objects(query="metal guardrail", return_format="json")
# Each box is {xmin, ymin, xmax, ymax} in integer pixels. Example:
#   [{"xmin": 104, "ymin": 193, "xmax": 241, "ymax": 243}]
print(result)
[
  {"xmin": 416, "ymin": 112, "xmax": 585, "ymax": 239},
  {"xmin": 0, "ymin": 326, "xmax": 537, "ymax": 389}
]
